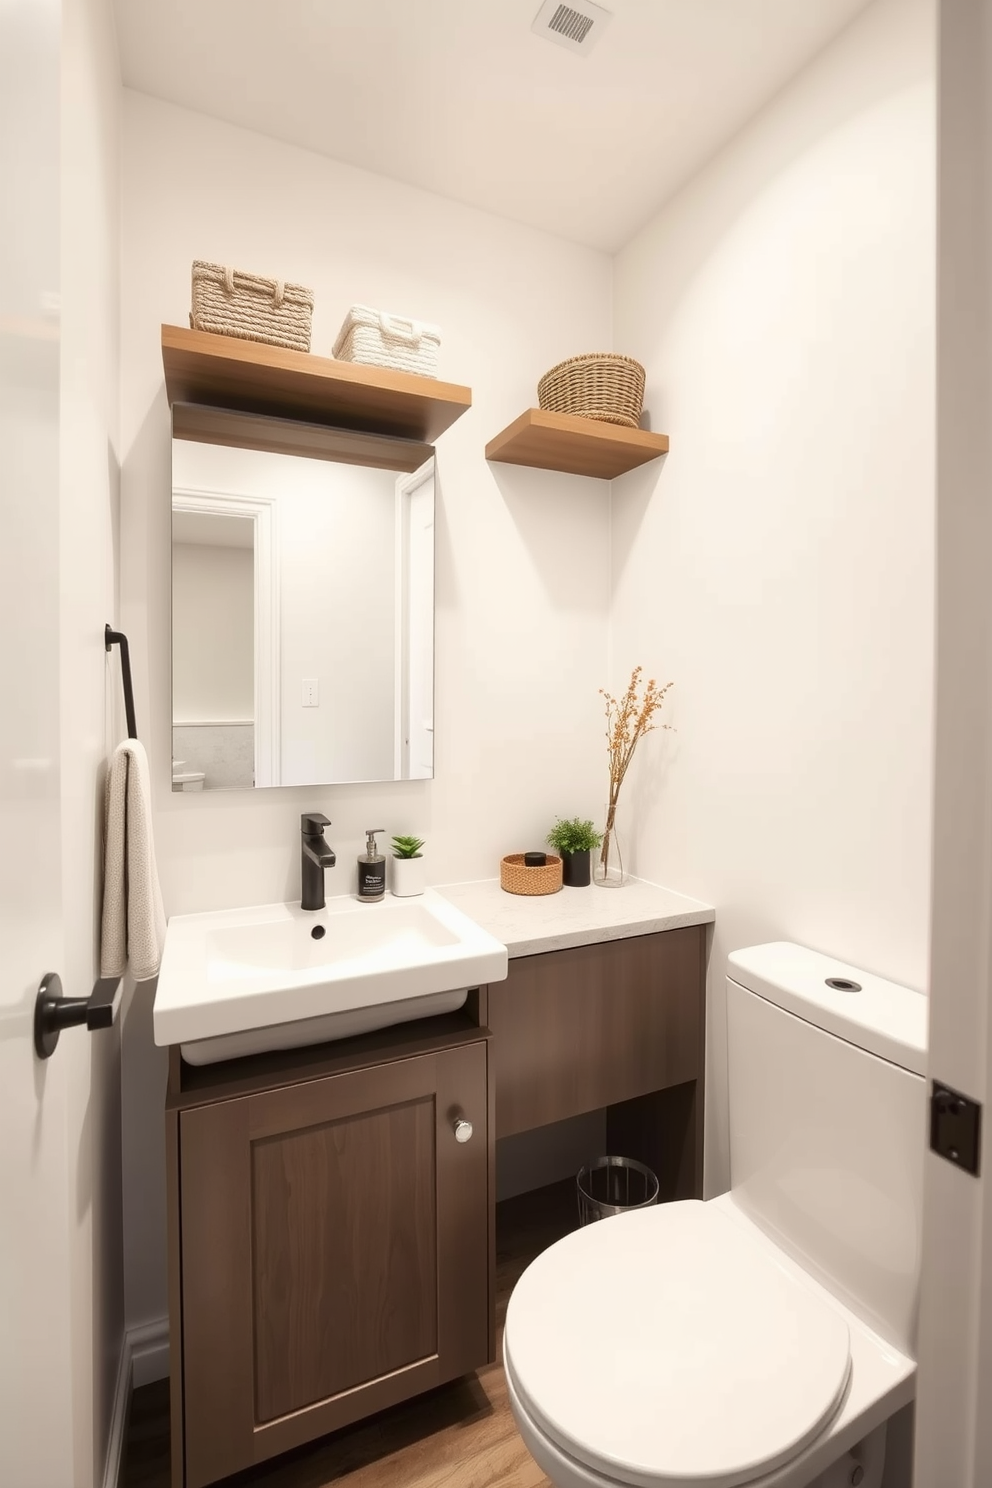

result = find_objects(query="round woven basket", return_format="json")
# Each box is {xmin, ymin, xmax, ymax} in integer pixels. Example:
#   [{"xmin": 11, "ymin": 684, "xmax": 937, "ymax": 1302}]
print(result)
[
  {"xmin": 538, "ymin": 353, "xmax": 646, "ymax": 428},
  {"xmin": 500, "ymin": 853, "xmax": 563, "ymax": 896}
]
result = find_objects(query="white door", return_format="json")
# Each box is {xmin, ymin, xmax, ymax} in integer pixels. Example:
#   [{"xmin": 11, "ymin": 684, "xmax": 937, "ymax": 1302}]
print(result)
[
  {"xmin": 0, "ymin": 1, "xmax": 77, "ymax": 1483},
  {"xmin": 395, "ymin": 461, "xmax": 435, "ymax": 780},
  {"xmin": 913, "ymin": 2, "xmax": 992, "ymax": 1482}
]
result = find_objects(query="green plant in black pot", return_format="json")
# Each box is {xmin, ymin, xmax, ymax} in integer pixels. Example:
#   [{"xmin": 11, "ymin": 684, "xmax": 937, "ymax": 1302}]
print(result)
[{"xmin": 546, "ymin": 818, "xmax": 603, "ymax": 888}]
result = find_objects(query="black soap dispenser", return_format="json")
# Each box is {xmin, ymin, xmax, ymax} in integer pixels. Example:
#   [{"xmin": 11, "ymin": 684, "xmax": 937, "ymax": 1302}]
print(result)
[{"xmin": 357, "ymin": 829, "xmax": 386, "ymax": 902}]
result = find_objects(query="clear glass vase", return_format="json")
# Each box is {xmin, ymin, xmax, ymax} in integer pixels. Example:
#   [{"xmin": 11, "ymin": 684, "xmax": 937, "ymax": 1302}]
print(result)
[{"xmin": 594, "ymin": 802, "xmax": 626, "ymax": 888}]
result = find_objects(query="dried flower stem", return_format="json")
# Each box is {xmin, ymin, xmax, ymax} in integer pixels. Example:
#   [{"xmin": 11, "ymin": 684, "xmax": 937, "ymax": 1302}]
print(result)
[{"xmin": 599, "ymin": 666, "xmax": 673, "ymax": 872}]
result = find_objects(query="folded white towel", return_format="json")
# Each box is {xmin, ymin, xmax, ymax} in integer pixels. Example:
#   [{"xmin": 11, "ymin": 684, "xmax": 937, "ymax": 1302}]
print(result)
[{"xmin": 100, "ymin": 740, "xmax": 166, "ymax": 982}]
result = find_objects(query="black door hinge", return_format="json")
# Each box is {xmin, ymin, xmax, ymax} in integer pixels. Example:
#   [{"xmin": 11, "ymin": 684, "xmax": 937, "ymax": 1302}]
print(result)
[{"xmin": 930, "ymin": 1081, "xmax": 982, "ymax": 1177}]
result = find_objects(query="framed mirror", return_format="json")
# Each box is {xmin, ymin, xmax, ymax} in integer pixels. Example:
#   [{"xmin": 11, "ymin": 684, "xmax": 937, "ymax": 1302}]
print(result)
[{"xmin": 171, "ymin": 408, "xmax": 434, "ymax": 790}]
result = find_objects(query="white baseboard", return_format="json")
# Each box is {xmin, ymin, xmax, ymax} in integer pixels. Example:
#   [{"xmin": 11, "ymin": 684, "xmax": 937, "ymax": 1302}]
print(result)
[
  {"xmin": 102, "ymin": 1318, "xmax": 170, "ymax": 1488},
  {"xmin": 130, "ymin": 1317, "xmax": 170, "ymax": 1387}
]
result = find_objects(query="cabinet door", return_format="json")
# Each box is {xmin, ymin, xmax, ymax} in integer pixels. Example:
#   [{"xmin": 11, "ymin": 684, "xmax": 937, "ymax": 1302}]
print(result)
[
  {"xmin": 489, "ymin": 927, "xmax": 704, "ymax": 1137},
  {"xmin": 179, "ymin": 1041, "xmax": 490, "ymax": 1488}
]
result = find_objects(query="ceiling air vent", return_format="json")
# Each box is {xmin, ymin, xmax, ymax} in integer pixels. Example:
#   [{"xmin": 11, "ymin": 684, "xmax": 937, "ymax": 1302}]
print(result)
[{"xmin": 531, "ymin": 0, "xmax": 613, "ymax": 57}]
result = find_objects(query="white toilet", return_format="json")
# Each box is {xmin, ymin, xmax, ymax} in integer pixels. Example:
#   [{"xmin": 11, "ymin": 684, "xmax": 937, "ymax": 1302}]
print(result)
[
  {"xmin": 504, "ymin": 942, "xmax": 928, "ymax": 1488},
  {"xmin": 172, "ymin": 759, "xmax": 206, "ymax": 792}
]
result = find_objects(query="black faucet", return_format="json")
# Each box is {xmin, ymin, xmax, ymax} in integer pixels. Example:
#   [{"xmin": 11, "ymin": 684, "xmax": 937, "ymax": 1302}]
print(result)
[{"xmin": 301, "ymin": 813, "xmax": 336, "ymax": 911}]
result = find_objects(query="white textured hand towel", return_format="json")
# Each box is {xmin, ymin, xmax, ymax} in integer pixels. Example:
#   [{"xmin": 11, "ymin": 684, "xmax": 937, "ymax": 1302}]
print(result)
[{"xmin": 100, "ymin": 740, "xmax": 167, "ymax": 982}]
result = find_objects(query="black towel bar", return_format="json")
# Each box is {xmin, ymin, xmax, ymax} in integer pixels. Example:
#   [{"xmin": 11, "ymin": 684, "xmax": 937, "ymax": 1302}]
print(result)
[
  {"xmin": 105, "ymin": 623, "xmax": 137, "ymax": 739},
  {"xmin": 34, "ymin": 624, "xmax": 139, "ymax": 1059}
]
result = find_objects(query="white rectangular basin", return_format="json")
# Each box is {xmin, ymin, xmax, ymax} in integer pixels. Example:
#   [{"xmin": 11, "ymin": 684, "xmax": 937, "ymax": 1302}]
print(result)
[{"xmin": 153, "ymin": 888, "xmax": 508, "ymax": 1056}]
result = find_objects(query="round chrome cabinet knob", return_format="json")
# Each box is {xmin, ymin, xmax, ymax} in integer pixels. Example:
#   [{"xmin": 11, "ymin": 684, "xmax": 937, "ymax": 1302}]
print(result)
[{"xmin": 453, "ymin": 1118, "xmax": 474, "ymax": 1143}]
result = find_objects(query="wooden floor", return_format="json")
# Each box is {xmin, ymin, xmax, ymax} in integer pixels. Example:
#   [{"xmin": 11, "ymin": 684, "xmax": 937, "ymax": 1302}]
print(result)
[{"xmin": 121, "ymin": 1181, "xmax": 577, "ymax": 1488}]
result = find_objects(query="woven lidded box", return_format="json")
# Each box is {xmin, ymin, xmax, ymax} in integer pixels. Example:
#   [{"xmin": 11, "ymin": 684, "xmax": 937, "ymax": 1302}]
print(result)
[
  {"xmin": 538, "ymin": 353, "xmax": 645, "ymax": 428},
  {"xmin": 190, "ymin": 261, "xmax": 314, "ymax": 353},
  {"xmin": 333, "ymin": 305, "xmax": 441, "ymax": 378},
  {"xmin": 500, "ymin": 854, "xmax": 563, "ymax": 896}
]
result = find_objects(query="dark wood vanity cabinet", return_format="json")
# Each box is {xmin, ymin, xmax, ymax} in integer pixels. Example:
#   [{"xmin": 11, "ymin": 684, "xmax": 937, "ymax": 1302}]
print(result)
[
  {"xmin": 489, "ymin": 925, "xmax": 706, "ymax": 1198},
  {"xmin": 167, "ymin": 1027, "xmax": 493, "ymax": 1488},
  {"xmin": 164, "ymin": 926, "xmax": 706, "ymax": 1487}
]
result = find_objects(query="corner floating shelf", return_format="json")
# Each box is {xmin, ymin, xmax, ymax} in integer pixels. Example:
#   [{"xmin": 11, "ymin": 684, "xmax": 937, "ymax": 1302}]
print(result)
[
  {"xmin": 485, "ymin": 408, "xmax": 669, "ymax": 480},
  {"xmin": 161, "ymin": 324, "xmax": 472, "ymax": 444}
]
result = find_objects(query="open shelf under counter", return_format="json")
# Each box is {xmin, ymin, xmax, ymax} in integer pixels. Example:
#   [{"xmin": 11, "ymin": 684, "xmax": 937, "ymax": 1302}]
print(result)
[
  {"xmin": 485, "ymin": 407, "xmax": 669, "ymax": 479},
  {"xmin": 161, "ymin": 324, "xmax": 472, "ymax": 443}
]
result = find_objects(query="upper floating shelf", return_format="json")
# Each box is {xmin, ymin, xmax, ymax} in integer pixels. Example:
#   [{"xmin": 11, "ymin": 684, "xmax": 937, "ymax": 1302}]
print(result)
[
  {"xmin": 161, "ymin": 325, "xmax": 472, "ymax": 444},
  {"xmin": 486, "ymin": 408, "xmax": 669, "ymax": 480}
]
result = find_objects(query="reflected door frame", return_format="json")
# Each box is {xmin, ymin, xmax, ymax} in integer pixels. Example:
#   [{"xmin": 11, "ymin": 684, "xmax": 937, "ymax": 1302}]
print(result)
[
  {"xmin": 172, "ymin": 486, "xmax": 281, "ymax": 787},
  {"xmin": 394, "ymin": 461, "xmax": 435, "ymax": 780}
]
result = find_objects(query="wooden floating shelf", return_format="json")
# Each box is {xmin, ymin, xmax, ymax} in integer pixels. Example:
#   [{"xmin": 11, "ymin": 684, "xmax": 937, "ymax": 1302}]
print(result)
[
  {"xmin": 161, "ymin": 324, "xmax": 472, "ymax": 444},
  {"xmin": 486, "ymin": 408, "xmax": 669, "ymax": 480},
  {"xmin": 171, "ymin": 402, "xmax": 432, "ymax": 475}
]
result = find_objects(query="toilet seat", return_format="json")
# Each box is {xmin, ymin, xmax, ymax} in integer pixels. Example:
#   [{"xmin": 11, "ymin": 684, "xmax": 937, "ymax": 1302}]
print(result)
[{"xmin": 503, "ymin": 1201, "xmax": 853, "ymax": 1488}]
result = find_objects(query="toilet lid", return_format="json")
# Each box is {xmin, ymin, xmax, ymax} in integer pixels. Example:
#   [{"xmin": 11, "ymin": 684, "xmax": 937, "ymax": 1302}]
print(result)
[{"xmin": 504, "ymin": 1201, "xmax": 851, "ymax": 1488}]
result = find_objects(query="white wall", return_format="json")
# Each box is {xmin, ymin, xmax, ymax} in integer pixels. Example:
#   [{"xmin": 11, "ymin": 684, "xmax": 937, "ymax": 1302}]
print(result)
[
  {"xmin": 172, "ymin": 542, "xmax": 254, "ymax": 721},
  {"xmin": 120, "ymin": 91, "xmax": 613, "ymax": 1333},
  {"xmin": 122, "ymin": 91, "xmax": 613, "ymax": 906},
  {"xmin": 611, "ymin": 0, "xmax": 935, "ymax": 1193},
  {"xmin": 118, "ymin": 0, "xmax": 936, "ymax": 1372}
]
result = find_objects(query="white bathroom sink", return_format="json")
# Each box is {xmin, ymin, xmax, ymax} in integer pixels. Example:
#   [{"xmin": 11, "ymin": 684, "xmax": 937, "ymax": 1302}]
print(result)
[{"xmin": 153, "ymin": 888, "xmax": 508, "ymax": 1057}]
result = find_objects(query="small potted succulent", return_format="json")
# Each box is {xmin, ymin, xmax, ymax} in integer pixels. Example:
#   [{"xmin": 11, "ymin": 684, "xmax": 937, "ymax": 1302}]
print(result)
[
  {"xmin": 546, "ymin": 818, "xmax": 603, "ymax": 888},
  {"xmin": 391, "ymin": 834, "xmax": 426, "ymax": 897}
]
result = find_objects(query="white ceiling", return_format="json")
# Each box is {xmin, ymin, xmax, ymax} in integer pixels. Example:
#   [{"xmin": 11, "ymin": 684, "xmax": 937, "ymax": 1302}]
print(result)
[{"xmin": 114, "ymin": 0, "xmax": 875, "ymax": 253}]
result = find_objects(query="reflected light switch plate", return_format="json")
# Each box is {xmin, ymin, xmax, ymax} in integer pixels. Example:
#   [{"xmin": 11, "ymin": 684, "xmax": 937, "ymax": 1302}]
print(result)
[{"xmin": 302, "ymin": 678, "xmax": 318, "ymax": 707}]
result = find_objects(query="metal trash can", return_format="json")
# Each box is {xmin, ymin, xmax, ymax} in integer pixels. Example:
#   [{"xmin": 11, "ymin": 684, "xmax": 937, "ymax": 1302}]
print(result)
[{"xmin": 576, "ymin": 1155, "xmax": 659, "ymax": 1225}]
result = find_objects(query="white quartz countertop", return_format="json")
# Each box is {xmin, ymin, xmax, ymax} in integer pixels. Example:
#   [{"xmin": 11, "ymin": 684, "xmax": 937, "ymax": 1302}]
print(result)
[{"xmin": 435, "ymin": 877, "xmax": 714, "ymax": 959}]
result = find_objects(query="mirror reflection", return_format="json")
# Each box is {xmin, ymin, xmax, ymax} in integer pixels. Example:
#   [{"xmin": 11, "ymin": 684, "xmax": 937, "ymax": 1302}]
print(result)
[{"xmin": 171, "ymin": 428, "xmax": 434, "ymax": 790}]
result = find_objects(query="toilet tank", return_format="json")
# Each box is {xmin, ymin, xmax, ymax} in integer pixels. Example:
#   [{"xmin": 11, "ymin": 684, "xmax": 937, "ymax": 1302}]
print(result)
[{"xmin": 726, "ymin": 943, "xmax": 928, "ymax": 1356}]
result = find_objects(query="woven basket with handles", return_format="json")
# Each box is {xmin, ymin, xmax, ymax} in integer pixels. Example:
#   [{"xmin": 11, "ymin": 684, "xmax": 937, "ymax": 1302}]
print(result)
[
  {"xmin": 538, "ymin": 353, "xmax": 646, "ymax": 428},
  {"xmin": 190, "ymin": 261, "xmax": 314, "ymax": 353},
  {"xmin": 333, "ymin": 304, "xmax": 441, "ymax": 378}
]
